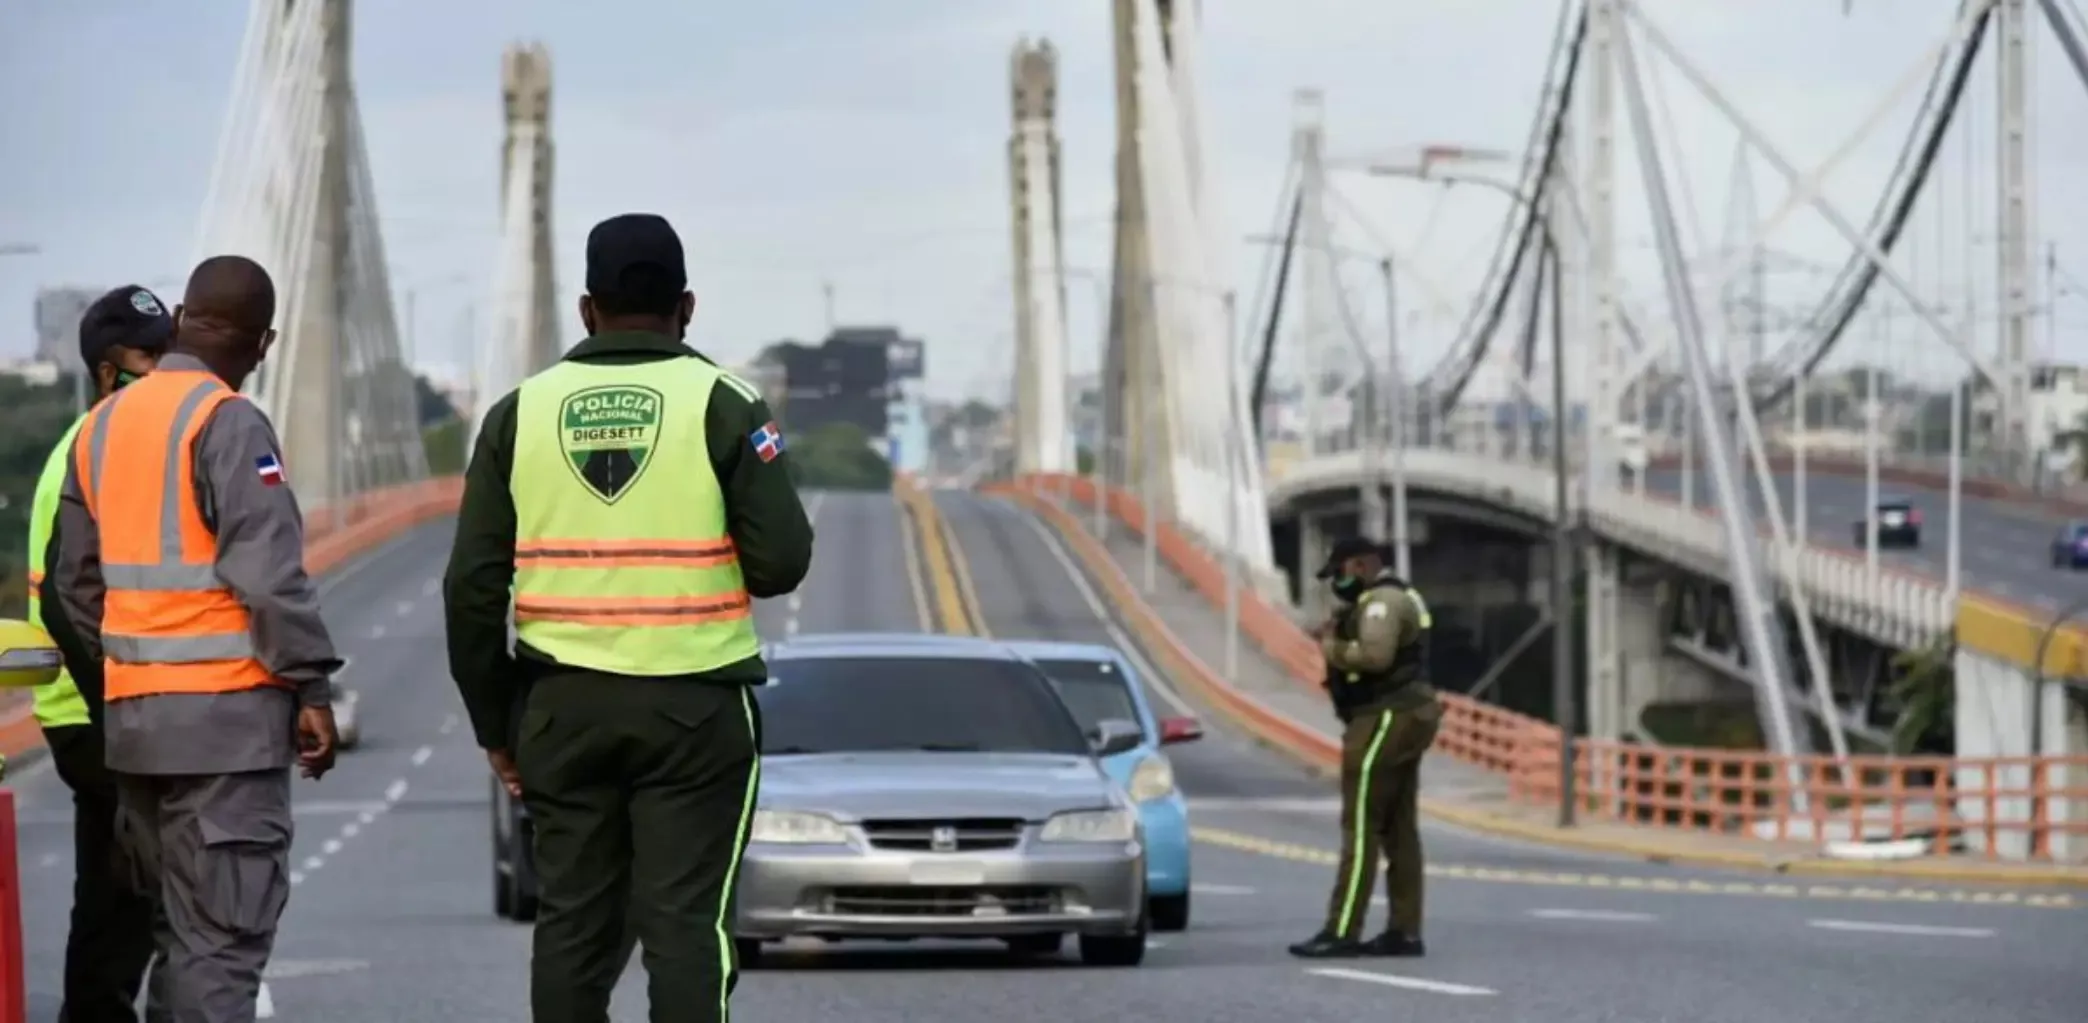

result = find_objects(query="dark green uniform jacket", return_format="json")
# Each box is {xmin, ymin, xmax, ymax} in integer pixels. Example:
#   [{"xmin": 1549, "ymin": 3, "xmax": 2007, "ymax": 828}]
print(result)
[
  {"xmin": 1321, "ymin": 575, "xmax": 1435, "ymax": 722},
  {"xmin": 443, "ymin": 330, "xmax": 815, "ymax": 749}
]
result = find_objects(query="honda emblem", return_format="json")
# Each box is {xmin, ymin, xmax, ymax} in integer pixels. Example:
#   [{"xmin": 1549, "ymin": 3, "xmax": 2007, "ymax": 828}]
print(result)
[{"xmin": 930, "ymin": 826, "xmax": 958, "ymax": 852}]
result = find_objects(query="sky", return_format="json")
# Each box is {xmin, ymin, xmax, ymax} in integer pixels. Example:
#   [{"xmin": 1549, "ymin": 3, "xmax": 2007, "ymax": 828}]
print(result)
[{"xmin": 4, "ymin": 0, "xmax": 2088, "ymax": 402}]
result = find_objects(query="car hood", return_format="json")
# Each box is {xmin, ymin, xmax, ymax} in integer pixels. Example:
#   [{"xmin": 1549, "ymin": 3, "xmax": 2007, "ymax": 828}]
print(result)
[{"xmin": 759, "ymin": 751, "xmax": 1120, "ymax": 820}]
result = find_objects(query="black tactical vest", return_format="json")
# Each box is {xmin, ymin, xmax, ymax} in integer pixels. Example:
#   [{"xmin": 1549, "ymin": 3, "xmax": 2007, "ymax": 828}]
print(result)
[{"xmin": 1330, "ymin": 577, "xmax": 1432, "ymax": 718}]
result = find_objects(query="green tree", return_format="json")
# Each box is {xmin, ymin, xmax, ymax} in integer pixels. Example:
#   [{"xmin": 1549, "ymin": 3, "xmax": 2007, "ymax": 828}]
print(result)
[
  {"xmin": 1888, "ymin": 635, "xmax": 1956, "ymax": 755},
  {"xmin": 786, "ymin": 422, "xmax": 892, "ymax": 491},
  {"xmin": 0, "ymin": 376, "xmax": 85, "ymax": 617},
  {"xmin": 423, "ymin": 418, "xmax": 467, "ymax": 476}
]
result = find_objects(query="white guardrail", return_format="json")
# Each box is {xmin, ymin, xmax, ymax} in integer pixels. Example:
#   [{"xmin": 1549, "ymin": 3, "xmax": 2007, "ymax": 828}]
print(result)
[{"xmin": 1266, "ymin": 450, "xmax": 1952, "ymax": 652}]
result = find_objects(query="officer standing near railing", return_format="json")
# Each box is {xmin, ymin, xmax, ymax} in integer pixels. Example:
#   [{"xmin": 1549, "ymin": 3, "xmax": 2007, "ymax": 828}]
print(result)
[{"xmin": 1290, "ymin": 536, "xmax": 1443, "ymax": 960}]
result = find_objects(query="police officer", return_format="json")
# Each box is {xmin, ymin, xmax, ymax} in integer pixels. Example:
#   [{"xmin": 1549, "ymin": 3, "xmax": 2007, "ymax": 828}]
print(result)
[
  {"xmin": 442, "ymin": 213, "xmax": 814, "ymax": 1023},
  {"xmin": 32, "ymin": 285, "xmax": 168, "ymax": 1021},
  {"xmin": 1288, "ymin": 536, "xmax": 1442, "ymax": 960},
  {"xmin": 53, "ymin": 256, "xmax": 344, "ymax": 1023}
]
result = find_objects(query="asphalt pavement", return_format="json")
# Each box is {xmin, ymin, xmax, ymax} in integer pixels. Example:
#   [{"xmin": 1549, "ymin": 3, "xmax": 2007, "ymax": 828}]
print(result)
[
  {"xmin": 10, "ymin": 490, "xmax": 2085, "ymax": 1021},
  {"xmin": 1645, "ymin": 466, "xmax": 2088, "ymax": 613},
  {"xmin": 927, "ymin": 488, "xmax": 2088, "ymax": 1023}
]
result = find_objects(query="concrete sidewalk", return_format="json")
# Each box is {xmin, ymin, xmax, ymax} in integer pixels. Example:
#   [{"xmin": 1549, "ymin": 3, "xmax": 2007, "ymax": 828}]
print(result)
[{"xmin": 1056, "ymin": 503, "xmax": 2088, "ymax": 889}]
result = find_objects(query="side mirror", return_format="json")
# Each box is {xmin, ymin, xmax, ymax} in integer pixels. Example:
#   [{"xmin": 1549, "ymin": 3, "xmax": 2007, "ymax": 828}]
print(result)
[
  {"xmin": 1091, "ymin": 718, "xmax": 1144, "ymax": 758},
  {"xmin": 1158, "ymin": 715, "xmax": 1203, "ymax": 746}
]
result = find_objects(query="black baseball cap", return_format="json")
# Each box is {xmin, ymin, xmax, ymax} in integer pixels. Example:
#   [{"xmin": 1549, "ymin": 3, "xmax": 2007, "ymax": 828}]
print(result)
[
  {"xmin": 585, "ymin": 213, "xmax": 687, "ymax": 296},
  {"xmin": 78, "ymin": 285, "xmax": 173, "ymax": 370},
  {"xmin": 1315, "ymin": 536, "xmax": 1385, "ymax": 579}
]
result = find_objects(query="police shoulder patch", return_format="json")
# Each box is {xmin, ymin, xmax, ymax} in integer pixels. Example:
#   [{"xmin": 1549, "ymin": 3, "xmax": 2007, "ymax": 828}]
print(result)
[{"xmin": 1365, "ymin": 601, "xmax": 1390, "ymax": 619}]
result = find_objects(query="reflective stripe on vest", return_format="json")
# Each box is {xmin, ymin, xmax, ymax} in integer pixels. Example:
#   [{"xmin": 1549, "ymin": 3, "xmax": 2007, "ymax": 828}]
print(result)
[
  {"xmin": 75, "ymin": 371, "xmax": 277, "ymax": 701},
  {"xmin": 27, "ymin": 414, "xmax": 88, "ymax": 728},
  {"xmin": 508, "ymin": 356, "xmax": 760, "ymax": 677}
]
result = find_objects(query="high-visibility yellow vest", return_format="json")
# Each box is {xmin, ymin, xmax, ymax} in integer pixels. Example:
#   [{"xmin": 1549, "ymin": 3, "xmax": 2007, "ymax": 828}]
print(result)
[
  {"xmin": 509, "ymin": 356, "xmax": 760, "ymax": 676},
  {"xmin": 28, "ymin": 415, "xmax": 89, "ymax": 728}
]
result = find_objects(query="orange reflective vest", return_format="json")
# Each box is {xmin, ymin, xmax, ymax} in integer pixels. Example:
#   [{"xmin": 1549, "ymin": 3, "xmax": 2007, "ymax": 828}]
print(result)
[{"xmin": 74, "ymin": 370, "xmax": 279, "ymax": 702}]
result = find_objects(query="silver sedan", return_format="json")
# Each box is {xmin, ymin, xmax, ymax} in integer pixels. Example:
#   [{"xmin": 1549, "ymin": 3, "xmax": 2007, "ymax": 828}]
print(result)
[{"xmin": 733, "ymin": 635, "xmax": 1150, "ymax": 967}]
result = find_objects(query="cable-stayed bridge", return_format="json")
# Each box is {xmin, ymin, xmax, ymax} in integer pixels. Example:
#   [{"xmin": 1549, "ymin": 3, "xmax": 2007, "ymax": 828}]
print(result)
[
  {"xmin": 1006, "ymin": 0, "xmax": 2087, "ymax": 854},
  {"xmin": 4, "ymin": 2, "xmax": 2085, "ymax": 1019}
]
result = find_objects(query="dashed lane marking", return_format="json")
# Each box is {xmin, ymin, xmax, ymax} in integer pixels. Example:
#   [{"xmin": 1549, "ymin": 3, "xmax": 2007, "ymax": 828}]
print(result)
[
  {"xmin": 257, "ymin": 981, "xmax": 274, "ymax": 1018},
  {"xmin": 288, "ymin": 743, "xmax": 437, "ymax": 888},
  {"xmin": 1193, "ymin": 826, "xmax": 2079, "ymax": 909},
  {"xmin": 1807, "ymin": 918, "xmax": 1996, "ymax": 938},
  {"xmin": 1306, "ymin": 967, "xmax": 1497, "ymax": 997},
  {"xmin": 439, "ymin": 713, "xmax": 458, "ymax": 736},
  {"xmin": 394, "ymin": 600, "xmax": 414, "ymax": 617},
  {"xmin": 1192, "ymin": 882, "xmax": 1257, "ymax": 895},
  {"xmin": 421, "ymin": 578, "xmax": 438, "ymax": 597},
  {"xmin": 1529, "ymin": 908, "xmax": 1657, "ymax": 923}
]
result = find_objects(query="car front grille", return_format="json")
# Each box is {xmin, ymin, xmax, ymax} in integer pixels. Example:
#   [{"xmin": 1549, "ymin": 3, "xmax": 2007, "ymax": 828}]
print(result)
[
  {"xmin": 822, "ymin": 885, "xmax": 1060, "ymax": 917},
  {"xmin": 859, "ymin": 817, "xmax": 1024, "ymax": 852}
]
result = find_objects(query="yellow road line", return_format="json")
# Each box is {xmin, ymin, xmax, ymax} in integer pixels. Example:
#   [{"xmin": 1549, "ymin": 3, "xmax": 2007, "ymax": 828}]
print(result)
[
  {"xmin": 892, "ymin": 491, "xmax": 934, "ymax": 632},
  {"xmin": 939, "ymin": 508, "xmax": 993, "ymax": 639},
  {"xmin": 897, "ymin": 481, "xmax": 972, "ymax": 635},
  {"xmin": 1192, "ymin": 826, "xmax": 2080, "ymax": 909}
]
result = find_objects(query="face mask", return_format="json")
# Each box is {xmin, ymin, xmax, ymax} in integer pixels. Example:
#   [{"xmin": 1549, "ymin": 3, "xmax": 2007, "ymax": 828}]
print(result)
[
  {"xmin": 113, "ymin": 370, "xmax": 142, "ymax": 389},
  {"xmin": 1331, "ymin": 575, "xmax": 1364, "ymax": 602}
]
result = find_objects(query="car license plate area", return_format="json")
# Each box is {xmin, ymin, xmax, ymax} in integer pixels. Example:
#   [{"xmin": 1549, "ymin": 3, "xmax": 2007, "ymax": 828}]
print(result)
[
  {"xmin": 908, "ymin": 860, "xmax": 986, "ymax": 886},
  {"xmin": 823, "ymin": 885, "xmax": 1060, "ymax": 917},
  {"xmin": 1881, "ymin": 511, "xmax": 1904, "ymax": 526}
]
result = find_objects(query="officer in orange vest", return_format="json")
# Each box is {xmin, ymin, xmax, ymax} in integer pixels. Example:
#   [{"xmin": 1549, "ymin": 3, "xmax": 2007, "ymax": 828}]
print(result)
[{"xmin": 51, "ymin": 254, "xmax": 344, "ymax": 1023}]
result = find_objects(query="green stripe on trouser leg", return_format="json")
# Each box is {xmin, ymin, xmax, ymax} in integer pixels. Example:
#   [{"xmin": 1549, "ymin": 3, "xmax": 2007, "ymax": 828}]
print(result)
[{"xmin": 1329, "ymin": 709, "xmax": 1394, "ymax": 939}]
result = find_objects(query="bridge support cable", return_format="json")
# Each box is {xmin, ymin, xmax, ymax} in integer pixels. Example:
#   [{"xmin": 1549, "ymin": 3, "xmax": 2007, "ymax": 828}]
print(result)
[
  {"xmin": 194, "ymin": 0, "xmax": 429, "ymax": 514},
  {"xmin": 1614, "ymin": 14, "xmax": 1819, "ymax": 778},
  {"xmin": 1747, "ymin": 0, "xmax": 1995, "ymax": 415},
  {"xmin": 1416, "ymin": 0, "xmax": 1589, "ymax": 416},
  {"xmin": 472, "ymin": 43, "xmax": 561, "ymax": 457},
  {"xmin": 1248, "ymin": 186, "xmax": 1304, "ymax": 450}
]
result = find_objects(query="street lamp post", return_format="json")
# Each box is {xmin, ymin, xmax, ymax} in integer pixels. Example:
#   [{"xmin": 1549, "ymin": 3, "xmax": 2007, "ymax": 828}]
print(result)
[
  {"xmin": 1222, "ymin": 289, "xmax": 1241, "ymax": 680},
  {"xmin": 1379, "ymin": 256, "xmax": 1411, "ymax": 579},
  {"xmin": 1372, "ymin": 158, "xmax": 1576, "ymax": 824}
]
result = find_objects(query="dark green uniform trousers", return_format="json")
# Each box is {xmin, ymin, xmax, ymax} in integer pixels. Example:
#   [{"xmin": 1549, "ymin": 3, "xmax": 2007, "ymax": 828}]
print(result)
[
  {"xmin": 516, "ymin": 671, "xmax": 761, "ymax": 1023},
  {"xmin": 1322, "ymin": 699, "xmax": 1441, "ymax": 941}
]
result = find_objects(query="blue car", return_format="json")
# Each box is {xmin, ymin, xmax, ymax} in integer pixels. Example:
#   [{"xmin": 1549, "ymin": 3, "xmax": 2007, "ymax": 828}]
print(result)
[
  {"xmin": 1002, "ymin": 640, "xmax": 1202, "ymax": 933},
  {"xmin": 2052, "ymin": 522, "xmax": 2088, "ymax": 569}
]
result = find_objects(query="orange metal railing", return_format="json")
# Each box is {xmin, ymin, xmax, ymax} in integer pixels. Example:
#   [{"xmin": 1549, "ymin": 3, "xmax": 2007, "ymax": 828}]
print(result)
[{"xmin": 993, "ymin": 472, "xmax": 2088, "ymax": 863}]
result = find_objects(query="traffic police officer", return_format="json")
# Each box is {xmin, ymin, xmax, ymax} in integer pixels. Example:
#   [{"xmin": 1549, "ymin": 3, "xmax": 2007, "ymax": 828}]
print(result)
[
  {"xmin": 33, "ymin": 285, "xmax": 168, "ymax": 1021},
  {"xmin": 53, "ymin": 255, "xmax": 345, "ymax": 1022},
  {"xmin": 443, "ymin": 213, "xmax": 814, "ymax": 1023},
  {"xmin": 1289, "ymin": 536, "xmax": 1442, "ymax": 959}
]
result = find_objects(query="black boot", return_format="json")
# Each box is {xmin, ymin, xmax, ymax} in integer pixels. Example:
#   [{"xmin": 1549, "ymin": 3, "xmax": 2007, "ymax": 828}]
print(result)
[
  {"xmin": 1287, "ymin": 931, "xmax": 1368, "ymax": 958},
  {"xmin": 1361, "ymin": 931, "xmax": 1426, "ymax": 957}
]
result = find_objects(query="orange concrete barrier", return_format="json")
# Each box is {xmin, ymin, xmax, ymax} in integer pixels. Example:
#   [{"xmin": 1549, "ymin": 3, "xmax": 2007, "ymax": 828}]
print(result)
[
  {"xmin": 996, "ymin": 472, "xmax": 2088, "ymax": 863},
  {"xmin": 0, "ymin": 476, "xmax": 465, "ymax": 763}
]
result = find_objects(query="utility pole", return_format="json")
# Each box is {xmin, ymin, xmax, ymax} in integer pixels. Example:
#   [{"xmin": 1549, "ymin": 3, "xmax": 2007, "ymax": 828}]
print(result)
[
  {"xmin": 823, "ymin": 281, "xmax": 836, "ymax": 332},
  {"xmin": 1381, "ymin": 257, "xmax": 1411, "ymax": 579}
]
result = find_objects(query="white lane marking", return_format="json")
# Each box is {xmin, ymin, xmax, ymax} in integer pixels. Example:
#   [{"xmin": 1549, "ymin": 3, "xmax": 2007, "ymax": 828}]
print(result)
[
  {"xmin": 440, "ymin": 713, "xmax": 459, "ymax": 736},
  {"xmin": 1306, "ymin": 967, "xmax": 1497, "ymax": 997},
  {"xmin": 895, "ymin": 490, "xmax": 934, "ymax": 632},
  {"xmin": 411, "ymin": 745, "xmax": 433, "ymax": 766},
  {"xmin": 422, "ymin": 577, "xmax": 438, "ymax": 597},
  {"xmin": 321, "ymin": 839, "xmax": 342, "ymax": 856},
  {"xmin": 1012, "ymin": 506, "xmax": 1197, "ymax": 716},
  {"xmin": 368, "ymin": 623, "xmax": 386, "ymax": 639},
  {"xmin": 289, "ymin": 871, "xmax": 305, "ymax": 886},
  {"xmin": 395, "ymin": 600, "xmax": 414, "ymax": 617},
  {"xmin": 1192, "ymin": 882, "xmax": 1257, "ymax": 895},
  {"xmin": 784, "ymin": 618, "xmax": 800, "ymax": 636},
  {"xmin": 302, "ymin": 855, "xmax": 323, "ymax": 871},
  {"xmin": 384, "ymin": 778, "xmax": 409, "ymax": 803},
  {"xmin": 37, "ymin": 853, "xmax": 57, "ymax": 869},
  {"xmin": 257, "ymin": 981, "xmax": 274, "ymax": 1018},
  {"xmin": 294, "ymin": 800, "xmax": 389, "ymax": 816},
  {"xmin": 1529, "ymin": 908, "xmax": 1656, "ymax": 923},
  {"xmin": 787, "ymin": 594, "xmax": 802, "ymax": 612},
  {"xmin": 1807, "ymin": 918, "xmax": 1995, "ymax": 938},
  {"xmin": 1145, "ymin": 937, "xmax": 1167, "ymax": 949}
]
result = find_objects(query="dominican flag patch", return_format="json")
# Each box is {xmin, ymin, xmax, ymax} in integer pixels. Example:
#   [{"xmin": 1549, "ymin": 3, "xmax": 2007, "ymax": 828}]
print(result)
[
  {"xmin": 750, "ymin": 421, "xmax": 784, "ymax": 463},
  {"xmin": 255, "ymin": 453, "xmax": 286, "ymax": 486}
]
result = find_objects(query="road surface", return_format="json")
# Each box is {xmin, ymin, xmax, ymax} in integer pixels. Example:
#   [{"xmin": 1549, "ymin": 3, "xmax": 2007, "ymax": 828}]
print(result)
[{"xmin": 10, "ymin": 491, "xmax": 2083, "ymax": 1021}]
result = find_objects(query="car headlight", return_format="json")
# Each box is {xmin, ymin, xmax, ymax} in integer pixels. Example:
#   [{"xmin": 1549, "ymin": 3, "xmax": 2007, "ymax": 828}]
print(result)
[
  {"xmin": 1126, "ymin": 753, "xmax": 1176, "ymax": 803},
  {"xmin": 749, "ymin": 809, "xmax": 849, "ymax": 844},
  {"xmin": 1040, "ymin": 808, "xmax": 1138, "ymax": 843}
]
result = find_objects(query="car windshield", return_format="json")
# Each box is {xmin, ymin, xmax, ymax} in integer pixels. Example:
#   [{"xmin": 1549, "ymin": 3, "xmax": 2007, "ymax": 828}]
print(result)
[
  {"xmin": 2069, "ymin": 523, "xmax": 2088, "ymax": 539},
  {"xmin": 1032, "ymin": 657, "xmax": 1146, "ymax": 739},
  {"xmin": 1877, "ymin": 498, "xmax": 1912, "ymax": 511},
  {"xmin": 757, "ymin": 655, "xmax": 1090, "ymax": 756}
]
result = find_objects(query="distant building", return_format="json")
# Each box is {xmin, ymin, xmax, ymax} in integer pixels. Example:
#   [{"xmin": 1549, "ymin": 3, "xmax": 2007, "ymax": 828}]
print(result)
[
  {"xmin": 759, "ymin": 326, "xmax": 927, "ymax": 469},
  {"xmin": 34, "ymin": 286, "xmax": 101, "ymax": 369},
  {"xmin": 0, "ymin": 359, "xmax": 61, "ymax": 385}
]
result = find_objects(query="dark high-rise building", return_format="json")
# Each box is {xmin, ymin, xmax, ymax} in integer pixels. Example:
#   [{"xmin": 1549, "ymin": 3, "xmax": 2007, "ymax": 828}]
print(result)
[{"xmin": 759, "ymin": 327, "xmax": 924, "ymax": 439}]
